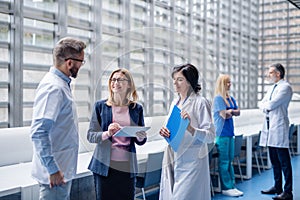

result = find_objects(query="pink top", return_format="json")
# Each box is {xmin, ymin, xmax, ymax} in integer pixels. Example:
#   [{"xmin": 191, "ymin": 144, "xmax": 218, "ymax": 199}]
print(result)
[{"xmin": 111, "ymin": 106, "xmax": 131, "ymax": 161}]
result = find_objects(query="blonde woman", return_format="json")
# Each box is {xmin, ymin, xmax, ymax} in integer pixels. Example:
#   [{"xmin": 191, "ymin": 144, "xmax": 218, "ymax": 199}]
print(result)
[
  {"xmin": 213, "ymin": 74, "xmax": 243, "ymax": 197},
  {"xmin": 87, "ymin": 68, "xmax": 147, "ymax": 200}
]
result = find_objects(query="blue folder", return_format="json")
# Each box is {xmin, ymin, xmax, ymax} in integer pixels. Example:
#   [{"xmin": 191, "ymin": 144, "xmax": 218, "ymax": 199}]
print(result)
[{"xmin": 165, "ymin": 105, "xmax": 190, "ymax": 152}]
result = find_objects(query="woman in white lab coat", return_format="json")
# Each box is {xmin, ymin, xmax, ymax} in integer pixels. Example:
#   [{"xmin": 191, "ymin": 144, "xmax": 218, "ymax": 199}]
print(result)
[{"xmin": 159, "ymin": 64, "xmax": 215, "ymax": 200}]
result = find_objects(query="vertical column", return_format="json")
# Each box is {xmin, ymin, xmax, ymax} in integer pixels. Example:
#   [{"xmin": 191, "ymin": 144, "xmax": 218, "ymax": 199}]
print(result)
[
  {"xmin": 121, "ymin": 0, "xmax": 130, "ymax": 69},
  {"xmin": 228, "ymin": 0, "xmax": 232, "ymax": 75},
  {"xmin": 9, "ymin": 0, "xmax": 23, "ymax": 127},
  {"xmin": 286, "ymin": 2, "xmax": 290, "ymax": 80},
  {"xmin": 260, "ymin": 0, "xmax": 266, "ymax": 102},
  {"xmin": 92, "ymin": 0, "xmax": 102, "ymax": 103},
  {"xmin": 216, "ymin": 0, "xmax": 221, "ymax": 75},
  {"xmin": 202, "ymin": 0, "xmax": 208, "ymax": 97},
  {"xmin": 56, "ymin": 0, "xmax": 67, "ymax": 40},
  {"xmin": 147, "ymin": 0, "xmax": 154, "ymax": 116},
  {"xmin": 238, "ymin": 1, "xmax": 242, "ymax": 107},
  {"xmin": 187, "ymin": 0, "xmax": 192, "ymax": 62}
]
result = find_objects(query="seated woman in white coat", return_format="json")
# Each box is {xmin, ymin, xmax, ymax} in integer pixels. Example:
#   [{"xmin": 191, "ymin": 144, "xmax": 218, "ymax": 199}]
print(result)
[{"xmin": 159, "ymin": 63, "xmax": 215, "ymax": 200}]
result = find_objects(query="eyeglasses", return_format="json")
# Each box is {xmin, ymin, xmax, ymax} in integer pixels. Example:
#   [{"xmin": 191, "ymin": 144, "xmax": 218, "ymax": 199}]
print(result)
[
  {"xmin": 65, "ymin": 58, "xmax": 86, "ymax": 65},
  {"xmin": 110, "ymin": 78, "xmax": 129, "ymax": 83}
]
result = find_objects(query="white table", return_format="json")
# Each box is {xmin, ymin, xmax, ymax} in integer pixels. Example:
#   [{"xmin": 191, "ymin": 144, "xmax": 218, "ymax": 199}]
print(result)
[
  {"xmin": 0, "ymin": 162, "xmax": 38, "ymax": 198},
  {"xmin": 0, "ymin": 152, "xmax": 96, "ymax": 199}
]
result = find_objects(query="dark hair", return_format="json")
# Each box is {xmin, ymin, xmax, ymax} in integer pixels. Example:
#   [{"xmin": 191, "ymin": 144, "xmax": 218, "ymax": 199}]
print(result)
[
  {"xmin": 172, "ymin": 63, "xmax": 201, "ymax": 93},
  {"xmin": 271, "ymin": 63, "xmax": 285, "ymax": 79},
  {"xmin": 53, "ymin": 37, "xmax": 86, "ymax": 66}
]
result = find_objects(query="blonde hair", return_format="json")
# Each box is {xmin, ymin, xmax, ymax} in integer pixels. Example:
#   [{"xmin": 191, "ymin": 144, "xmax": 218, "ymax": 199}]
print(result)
[
  {"xmin": 214, "ymin": 74, "xmax": 233, "ymax": 106},
  {"xmin": 106, "ymin": 68, "xmax": 138, "ymax": 107}
]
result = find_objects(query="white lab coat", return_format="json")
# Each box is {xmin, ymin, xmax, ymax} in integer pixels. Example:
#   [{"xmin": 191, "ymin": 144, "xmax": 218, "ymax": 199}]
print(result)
[
  {"xmin": 259, "ymin": 79, "xmax": 293, "ymax": 148},
  {"xmin": 159, "ymin": 93, "xmax": 215, "ymax": 200}
]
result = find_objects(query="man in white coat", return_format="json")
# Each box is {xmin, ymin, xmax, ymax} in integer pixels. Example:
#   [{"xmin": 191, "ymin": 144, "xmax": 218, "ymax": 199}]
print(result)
[{"xmin": 259, "ymin": 63, "xmax": 293, "ymax": 200}]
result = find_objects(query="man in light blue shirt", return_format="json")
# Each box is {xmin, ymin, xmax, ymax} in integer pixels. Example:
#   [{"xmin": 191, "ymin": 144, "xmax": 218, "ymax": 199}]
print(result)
[{"xmin": 30, "ymin": 37, "xmax": 86, "ymax": 200}]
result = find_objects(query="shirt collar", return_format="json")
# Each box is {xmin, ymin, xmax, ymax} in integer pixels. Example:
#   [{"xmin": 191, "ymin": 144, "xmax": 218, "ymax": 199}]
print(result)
[
  {"xmin": 275, "ymin": 79, "xmax": 284, "ymax": 86},
  {"xmin": 50, "ymin": 67, "xmax": 71, "ymax": 86},
  {"xmin": 176, "ymin": 92, "xmax": 197, "ymax": 103}
]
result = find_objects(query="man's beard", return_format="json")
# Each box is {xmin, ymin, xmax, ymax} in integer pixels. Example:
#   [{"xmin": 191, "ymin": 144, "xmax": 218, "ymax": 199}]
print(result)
[
  {"xmin": 269, "ymin": 76, "xmax": 276, "ymax": 84},
  {"xmin": 69, "ymin": 67, "xmax": 78, "ymax": 78}
]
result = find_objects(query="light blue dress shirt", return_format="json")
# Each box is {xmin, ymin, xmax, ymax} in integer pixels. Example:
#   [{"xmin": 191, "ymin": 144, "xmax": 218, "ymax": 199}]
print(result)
[{"xmin": 31, "ymin": 67, "xmax": 79, "ymax": 184}]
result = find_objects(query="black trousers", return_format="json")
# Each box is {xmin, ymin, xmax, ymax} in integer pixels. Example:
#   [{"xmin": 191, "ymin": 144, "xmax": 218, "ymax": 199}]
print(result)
[
  {"xmin": 268, "ymin": 146, "xmax": 293, "ymax": 194},
  {"xmin": 93, "ymin": 161, "xmax": 135, "ymax": 200}
]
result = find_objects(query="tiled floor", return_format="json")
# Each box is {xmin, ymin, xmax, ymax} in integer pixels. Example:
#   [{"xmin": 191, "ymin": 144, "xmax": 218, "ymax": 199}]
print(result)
[{"xmin": 212, "ymin": 155, "xmax": 300, "ymax": 200}]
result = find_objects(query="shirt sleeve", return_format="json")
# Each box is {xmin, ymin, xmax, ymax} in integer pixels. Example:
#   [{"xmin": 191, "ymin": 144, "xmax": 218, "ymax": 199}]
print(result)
[
  {"xmin": 87, "ymin": 102, "xmax": 105, "ymax": 143},
  {"xmin": 194, "ymin": 97, "xmax": 216, "ymax": 143},
  {"xmin": 213, "ymin": 95, "xmax": 226, "ymax": 112},
  {"xmin": 259, "ymin": 85, "xmax": 273, "ymax": 110},
  {"xmin": 133, "ymin": 104, "xmax": 147, "ymax": 145},
  {"xmin": 101, "ymin": 131, "xmax": 110, "ymax": 140},
  {"xmin": 31, "ymin": 118, "xmax": 59, "ymax": 175},
  {"xmin": 213, "ymin": 96, "xmax": 226, "ymax": 136},
  {"xmin": 264, "ymin": 84, "xmax": 293, "ymax": 111},
  {"xmin": 31, "ymin": 85, "xmax": 64, "ymax": 175}
]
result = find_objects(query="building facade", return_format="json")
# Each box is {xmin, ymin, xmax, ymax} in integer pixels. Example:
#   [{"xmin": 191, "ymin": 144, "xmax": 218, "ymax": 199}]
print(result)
[
  {"xmin": 259, "ymin": 0, "xmax": 300, "ymax": 100},
  {"xmin": 0, "ymin": 0, "xmax": 259, "ymax": 128}
]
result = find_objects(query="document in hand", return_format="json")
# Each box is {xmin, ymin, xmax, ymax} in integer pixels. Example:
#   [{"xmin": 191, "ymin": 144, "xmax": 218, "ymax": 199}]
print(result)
[
  {"xmin": 165, "ymin": 105, "xmax": 189, "ymax": 152},
  {"xmin": 114, "ymin": 126, "xmax": 150, "ymax": 137}
]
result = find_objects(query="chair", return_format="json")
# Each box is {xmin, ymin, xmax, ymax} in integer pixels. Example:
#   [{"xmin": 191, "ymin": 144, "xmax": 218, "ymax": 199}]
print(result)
[
  {"xmin": 136, "ymin": 151, "xmax": 164, "ymax": 200},
  {"xmin": 233, "ymin": 135, "xmax": 244, "ymax": 181},
  {"xmin": 289, "ymin": 124, "xmax": 297, "ymax": 156},
  {"xmin": 208, "ymin": 143, "xmax": 221, "ymax": 194},
  {"xmin": 256, "ymin": 131, "xmax": 266, "ymax": 172},
  {"xmin": 241, "ymin": 131, "xmax": 264, "ymax": 175}
]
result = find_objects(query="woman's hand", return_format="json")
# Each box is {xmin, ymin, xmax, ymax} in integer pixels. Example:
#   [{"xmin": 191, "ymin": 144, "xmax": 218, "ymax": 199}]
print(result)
[
  {"xmin": 225, "ymin": 109, "xmax": 233, "ymax": 118},
  {"xmin": 181, "ymin": 110, "xmax": 191, "ymax": 121},
  {"xmin": 181, "ymin": 110, "xmax": 195, "ymax": 136},
  {"xmin": 108, "ymin": 122, "xmax": 121, "ymax": 136},
  {"xmin": 219, "ymin": 109, "xmax": 232, "ymax": 119},
  {"xmin": 159, "ymin": 127, "xmax": 170, "ymax": 138},
  {"xmin": 136, "ymin": 131, "xmax": 147, "ymax": 139}
]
